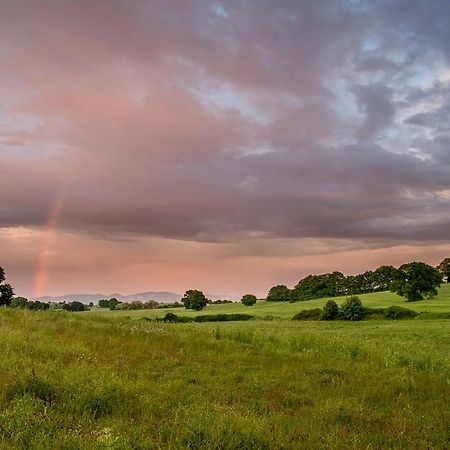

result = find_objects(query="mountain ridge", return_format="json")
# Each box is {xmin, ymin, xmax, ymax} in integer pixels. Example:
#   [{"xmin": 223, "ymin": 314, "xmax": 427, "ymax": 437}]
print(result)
[{"xmin": 33, "ymin": 291, "xmax": 182, "ymax": 304}]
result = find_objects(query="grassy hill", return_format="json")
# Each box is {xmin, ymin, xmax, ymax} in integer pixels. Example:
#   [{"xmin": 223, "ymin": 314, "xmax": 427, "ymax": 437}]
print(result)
[{"xmin": 88, "ymin": 283, "xmax": 450, "ymax": 320}]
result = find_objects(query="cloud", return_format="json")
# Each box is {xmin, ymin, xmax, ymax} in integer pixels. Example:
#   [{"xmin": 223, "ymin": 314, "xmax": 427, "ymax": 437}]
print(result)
[{"xmin": 1, "ymin": 0, "xmax": 450, "ymax": 296}]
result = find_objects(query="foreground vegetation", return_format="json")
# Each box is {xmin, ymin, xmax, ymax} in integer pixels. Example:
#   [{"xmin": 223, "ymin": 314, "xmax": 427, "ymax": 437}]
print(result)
[
  {"xmin": 0, "ymin": 308, "xmax": 449, "ymax": 448},
  {"xmin": 1, "ymin": 265, "xmax": 449, "ymax": 447}
]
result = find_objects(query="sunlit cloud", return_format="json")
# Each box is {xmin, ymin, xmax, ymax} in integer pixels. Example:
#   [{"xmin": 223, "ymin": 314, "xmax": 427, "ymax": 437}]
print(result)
[{"xmin": 0, "ymin": 0, "xmax": 449, "ymax": 297}]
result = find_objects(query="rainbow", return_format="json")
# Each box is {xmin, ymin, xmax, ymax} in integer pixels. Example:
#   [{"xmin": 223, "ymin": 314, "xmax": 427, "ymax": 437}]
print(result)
[{"xmin": 32, "ymin": 185, "xmax": 67, "ymax": 299}]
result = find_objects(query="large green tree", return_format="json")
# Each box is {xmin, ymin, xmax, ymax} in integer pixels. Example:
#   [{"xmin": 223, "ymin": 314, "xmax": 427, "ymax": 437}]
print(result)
[
  {"xmin": 266, "ymin": 285, "xmax": 291, "ymax": 302},
  {"xmin": 390, "ymin": 262, "xmax": 441, "ymax": 302},
  {"xmin": 372, "ymin": 265, "xmax": 398, "ymax": 291},
  {"xmin": 291, "ymin": 272, "xmax": 346, "ymax": 301},
  {"xmin": 181, "ymin": 290, "xmax": 208, "ymax": 311},
  {"xmin": 437, "ymin": 258, "xmax": 450, "ymax": 283},
  {"xmin": 0, "ymin": 267, "xmax": 14, "ymax": 307}
]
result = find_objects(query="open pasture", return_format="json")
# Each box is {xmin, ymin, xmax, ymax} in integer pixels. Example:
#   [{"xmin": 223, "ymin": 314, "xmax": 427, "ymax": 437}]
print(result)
[
  {"xmin": 88, "ymin": 284, "xmax": 450, "ymax": 321},
  {"xmin": 0, "ymin": 303, "xmax": 449, "ymax": 448}
]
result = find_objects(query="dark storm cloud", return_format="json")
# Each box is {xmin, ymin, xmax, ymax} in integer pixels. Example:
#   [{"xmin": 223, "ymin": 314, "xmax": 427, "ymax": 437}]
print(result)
[{"xmin": 1, "ymin": 0, "xmax": 450, "ymax": 245}]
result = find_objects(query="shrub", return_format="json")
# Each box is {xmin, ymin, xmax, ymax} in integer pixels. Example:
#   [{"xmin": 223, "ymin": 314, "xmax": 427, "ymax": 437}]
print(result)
[
  {"xmin": 194, "ymin": 314, "xmax": 254, "ymax": 322},
  {"xmin": 10, "ymin": 297, "xmax": 29, "ymax": 308},
  {"xmin": 162, "ymin": 313, "xmax": 193, "ymax": 323},
  {"xmin": 292, "ymin": 308, "xmax": 322, "ymax": 321},
  {"xmin": 383, "ymin": 306, "xmax": 418, "ymax": 320},
  {"xmin": 241, "ymin": 294, "xmax": 257, "ymax": 306},
  {"xmin": 27, "ymin": 300, "xmax": 50, "ymax": 311},
  {"xmin": 62, "ymin": 301, "xmax": 87, "ymax": 312},
  {"xmin": 364, "ymin": 307, "xmax": 386, "ymax": 320},
  {"xmin": 163, "ymin": 312, "xmax": 179, "ymax": 322},
  {"xmin": 321, "ymin": 300, "xmax": 339, "ymax": 320},
  {"xmin": 340, "ymin": 296, "xmax": 365, "ymax": 321}
]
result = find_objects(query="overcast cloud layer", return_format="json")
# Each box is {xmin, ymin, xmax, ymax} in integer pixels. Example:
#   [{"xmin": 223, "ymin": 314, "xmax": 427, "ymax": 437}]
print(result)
[{"xmin": 1, "ymin": 0, "xmax": 450, "ymax": 297}]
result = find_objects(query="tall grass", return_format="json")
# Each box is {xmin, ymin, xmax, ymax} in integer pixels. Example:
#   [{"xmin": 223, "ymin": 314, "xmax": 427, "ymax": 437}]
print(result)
[{"xmin": 0, "ymin": 308, "xmax": 448, "ymax": 448}]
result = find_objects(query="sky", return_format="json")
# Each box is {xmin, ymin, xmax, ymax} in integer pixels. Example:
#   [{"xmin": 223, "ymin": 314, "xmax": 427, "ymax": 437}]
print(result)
[{"xmin": 1, "ymin": 0, "xmax": 450, "ymax": 299}]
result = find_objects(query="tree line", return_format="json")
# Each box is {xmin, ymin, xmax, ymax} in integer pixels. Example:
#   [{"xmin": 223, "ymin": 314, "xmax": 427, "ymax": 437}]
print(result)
[
  {"xmin": 0, "ymin": 257, "xmax": 449, "ymax": 312},
  {"xmin": 264, "ymin": 259, "xmax": 449, "ymax": 304}
]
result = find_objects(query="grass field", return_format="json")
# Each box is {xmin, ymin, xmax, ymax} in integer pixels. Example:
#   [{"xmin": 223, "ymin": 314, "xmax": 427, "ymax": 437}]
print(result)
[
  {"xmin": 0, "ymin": 287, "xmax": 449, "ymax": 448},
  {"xmin": 88, "ymin": 283, "xmax": 450, "ymax": 320}
]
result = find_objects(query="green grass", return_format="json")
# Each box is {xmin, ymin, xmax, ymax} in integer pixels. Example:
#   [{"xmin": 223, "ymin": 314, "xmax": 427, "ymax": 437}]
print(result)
[
  {"xmin": 87, "ymin": 283, "xmax": 450, "ymax": 320},
  {"xmin": 0, "ymin": 304, "xmax": 449, "ymax": 448}
]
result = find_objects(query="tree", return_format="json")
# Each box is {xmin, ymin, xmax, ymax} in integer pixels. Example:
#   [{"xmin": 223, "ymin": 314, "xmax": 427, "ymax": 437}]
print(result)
[
  {"xmin": 291, "ymin": 272, "xmax": 346, "ymax": 301},
  {"xmin": 372, "ymin": 265, "xmax": 398, "ymax": 291},
  {"xmin": 340, "ymin": 296, "xmax": 365, "ymax": 321},
  {"xmin": 437, "ymin": 258, "xmax": 450, "ymax": 283},
  {"xmin": 62, "ymin": 301, "xmax": 87, "ymax": 312},
  {"xmin": 27, "ymin": 300, "xmax": 50, "ymax": 311},
  {"xmin": 391, "ymin": 262, "xmax": 441, "ymax": 302},
  {"xmin": 321, "ymin": 299, "xmax": 339, "ymax": 320},
  {"xmin": 108, "ymin": 298, "xmax": 119, "ymax": 310},
  {"xmin": 11, "ymin": 296, "xmax": 29, "ymax": 308},
  {"xmin": 266, "ymin": 285, "xmax": 291, "ymax": 302},
  {"xmin": 0, "ymin": 266, "xmax": 14, "ymax": 307},
  {"xmin": 181, "ymin": 290, "xmax": 208, "ymax": 311},
  {"xmin": 241, "ymin": 294, "xmax": 257, "ymax": 306}
]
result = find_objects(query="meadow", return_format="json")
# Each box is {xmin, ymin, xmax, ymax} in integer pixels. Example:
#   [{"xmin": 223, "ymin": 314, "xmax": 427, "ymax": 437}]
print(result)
[
  {"xmin": 0, "ymin": 287, "xmax": 449, "ymax": 448},
  {"xmin": 88, "ymin": 283, "xmax": 450, "ymax": 320}
]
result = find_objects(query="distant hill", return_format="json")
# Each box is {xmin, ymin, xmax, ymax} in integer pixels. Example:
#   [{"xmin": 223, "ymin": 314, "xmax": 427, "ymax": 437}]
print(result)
[{"xmin": 33, "ymin": 291, "xmax": 182, "ymax": 304}]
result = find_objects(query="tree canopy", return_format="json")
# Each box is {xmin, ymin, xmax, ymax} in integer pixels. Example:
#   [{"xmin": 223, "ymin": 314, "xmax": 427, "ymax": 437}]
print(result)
[
  {"xmin": 241, "ymin": 294, "xmax": 257, "ymax": 306},
  {"xmin": 269, "ymin": 265, "xmax": 400, "ymax": 303},
  {"xmin": 181, "ymin": 290, "xmax": 209, "ymax": 311},
  {"xmin": 0, "ymin": 267, "xmax": 14, "ymax": 307},
  {"xmin": 390, "ymin": 262, "xmax": 441, "ymax": 302},
  {"xmin": 266, "ymin": 285, "xmax": 291, "ymax": 302},
  {"xmin": 291, "ymin": 272, "xmax": 346, "ymax": 301},
  {"xmin": 437, "ymin": 258, "xmax": 450, "ymax": 283}
]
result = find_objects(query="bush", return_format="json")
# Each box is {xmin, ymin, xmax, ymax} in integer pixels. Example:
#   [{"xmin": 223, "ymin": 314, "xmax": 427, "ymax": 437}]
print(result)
[
  {"xmin": 241, "ymin": 294, "xmax": 257, "ymax": 306},
  {"xmin": 340, "ymin": 296, "xmax": 365, "ymax": 321},
  {"xmin": 383, "ymin": 306, "xmax": 418, "ymax": 320},
  {"xmin": 194, "ymin": 314, "xmax": 254, "ymax": 322},
  {"xmin": 321, "ymin": 300, "xmax": 339, "ymax": 320},
  {"xmin": 364, "ymin": 307, "xmax": 386, "ymax": 320},
  {"xmin": 27, "ymin": 301, "xmax": 50, "ymax": 311},
  {"xmin": 62, "ymin": 301, "xmax": 88, "ymax": 312},
  {"xmin": 162, "ymin": 313, "xmax": 193, "ymax": 323},
  {"xmin": 10, "ymin": 297, "xmax": 29, "ymax": 308},
  {"xmin": 163, "ymin": 312, "xmax": 179, "ymax": 322},
  {"xmin": 292, "ymin": 308, "xmax": 322, "ymax": 320}
]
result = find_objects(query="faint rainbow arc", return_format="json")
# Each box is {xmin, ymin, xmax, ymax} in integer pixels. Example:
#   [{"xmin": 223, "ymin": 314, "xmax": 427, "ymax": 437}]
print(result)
[{"xmin": 32, "ymin": 184, "xmax": 67, "ymax": 299}]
